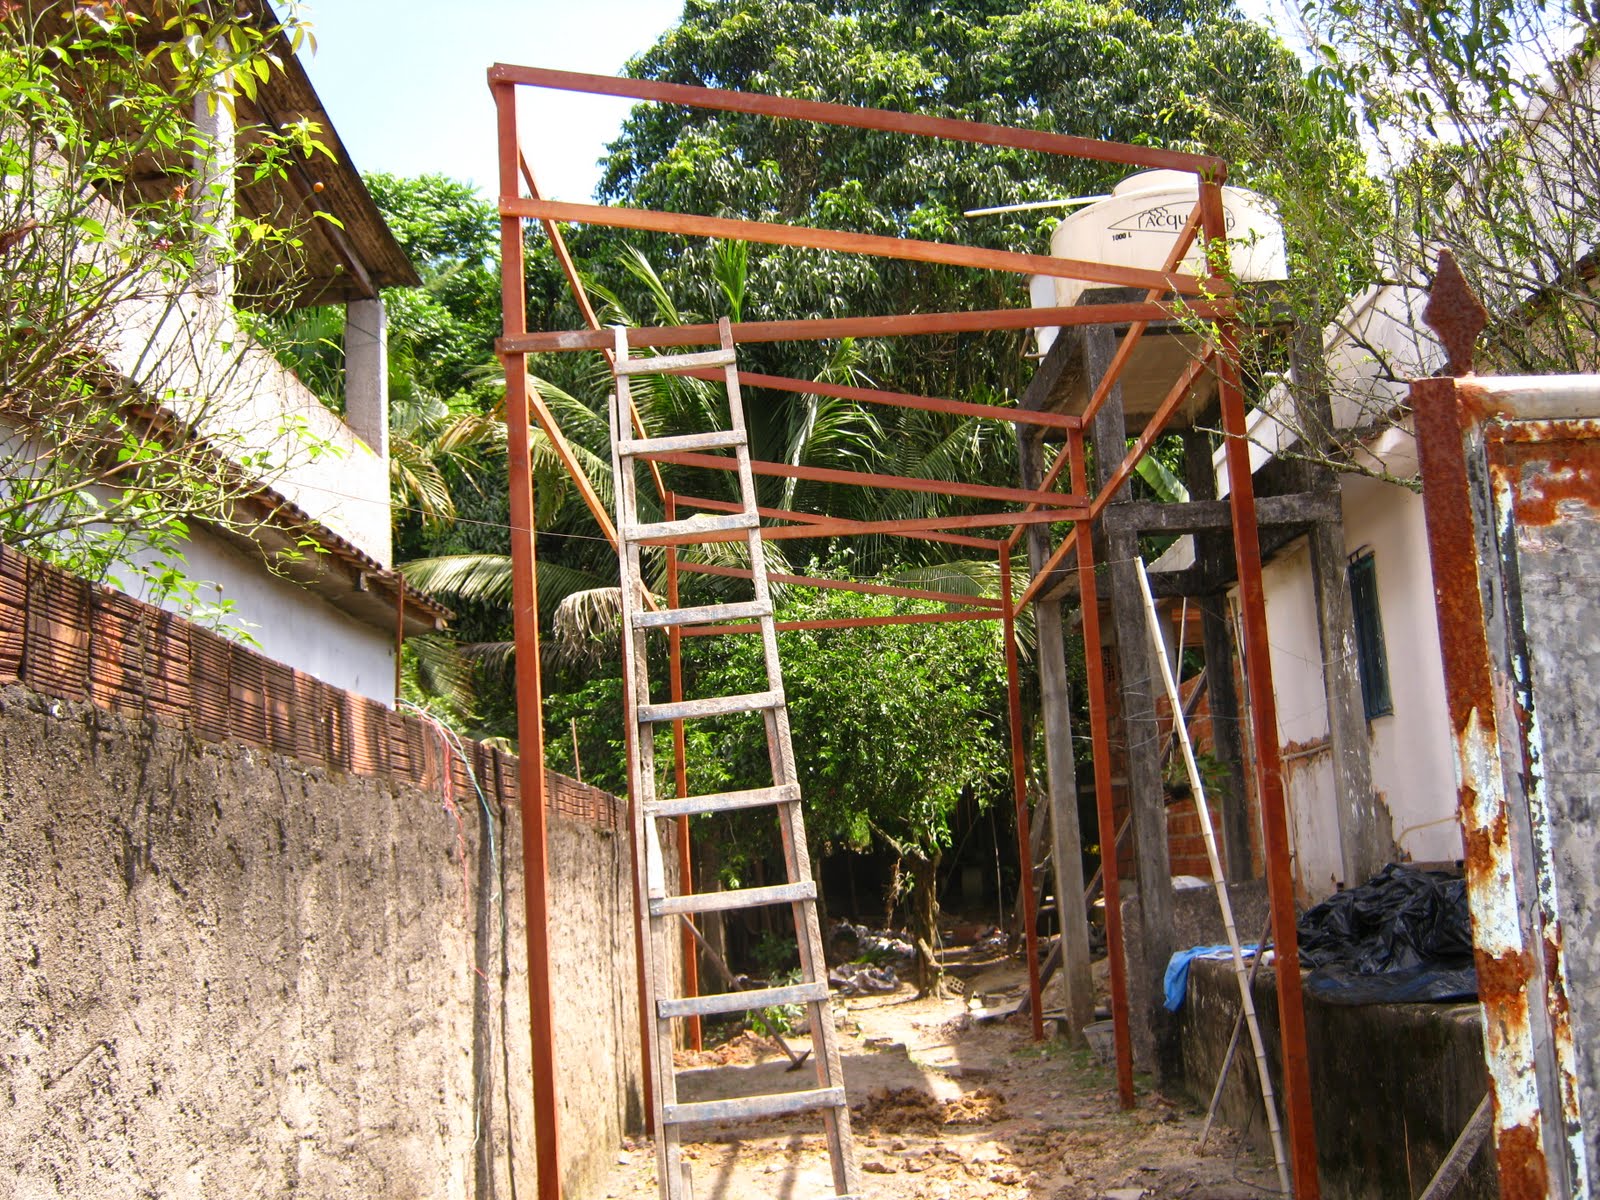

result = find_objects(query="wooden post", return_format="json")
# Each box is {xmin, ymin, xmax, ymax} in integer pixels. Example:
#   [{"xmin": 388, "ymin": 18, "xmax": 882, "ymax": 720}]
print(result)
[
  {"xmin": 1017, "ymin": 426, "xmax": 1094, "ymax": 1042},
  {"xmin": 1086, "ymin": 324, "xmax": 1177, "ymax": 1082},
  {"xmin": 1181, "ymin": 426, "xmax": 1253, "ymax": 878},
  {"xmin": 1289, "ymin": 324, "xmax": 1389, "ymax": 887}
]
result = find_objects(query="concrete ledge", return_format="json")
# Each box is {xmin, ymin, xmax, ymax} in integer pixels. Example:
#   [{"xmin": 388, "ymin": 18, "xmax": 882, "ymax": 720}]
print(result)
[{"xmin": 1179, "ymin": 957, "xmax": 1496, "ymax": 1198}]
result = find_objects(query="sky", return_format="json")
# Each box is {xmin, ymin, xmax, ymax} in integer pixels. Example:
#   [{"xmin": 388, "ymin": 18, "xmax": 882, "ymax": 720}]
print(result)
[{"xmin": 295, "ymin": 0, "xmax": 687, "ymax": 202}]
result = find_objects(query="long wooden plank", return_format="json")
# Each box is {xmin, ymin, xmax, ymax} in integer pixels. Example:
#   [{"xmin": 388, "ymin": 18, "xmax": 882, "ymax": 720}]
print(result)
[
  {"xmin": 638, "ymin": 689, "xmax": 783, "ymax": 724},
  {"xmin": 662, "ymin": 1085, "xmax": 846, "ymax": 1126},
  {"xmin": 488, "ymin": 64, "xmax": 1226, "ymax": 176},
  {"xmin": 505, "ymin": 197, "xmax": 1209, "ymax": 296},
  {"xmin": 626, "ymin": 510, "xmax": 759, "ymax": 542},
  {"xmin": 658, "ymin": 980, "xmax": 829, "ymax": 1020},
  {"xmin": 679, "ymin": 368, "xmax": 1080, "ymax": 431},
  {"xmin": 500, "ymin": 299, "xmax": 1234, "ymax": 354},
  {"xmin": 615, "ymin": 347, "xmax": 739, "ymax": 375},
  {"xmin": 633, "ymin": 599, "xmax": 772, "ymax": 630},
  {"xmin": 645, "ymin": 782, "xmax": 801, "ymax": 819},
  {"xmin": 652, "ymin": 880, "xmax": 816, "ymax": 917},
  {"xmin": 620, "ymin": 429, "xmax": 745, "ymax": 457}
]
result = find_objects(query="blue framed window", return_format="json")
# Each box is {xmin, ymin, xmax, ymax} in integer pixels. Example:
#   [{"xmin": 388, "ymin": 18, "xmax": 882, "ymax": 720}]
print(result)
[{"xmin": 1347, "ymin": 550, "xmax": 1392, "ymax": 719}]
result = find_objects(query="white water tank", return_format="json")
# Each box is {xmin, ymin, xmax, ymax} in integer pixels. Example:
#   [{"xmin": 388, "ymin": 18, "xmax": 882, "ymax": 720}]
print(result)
[{"xmin": 1030, "ymin": 169, "xmax": 1286, "ymax": 356}]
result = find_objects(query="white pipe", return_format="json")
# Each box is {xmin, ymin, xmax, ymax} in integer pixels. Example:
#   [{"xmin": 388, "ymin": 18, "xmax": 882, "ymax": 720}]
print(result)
[
  {"xmin": 1135, "ymin": 557, "xmax": 1292, "ymax": 1195},
  {"xmin": 962, "ymin": 195, "xmax": 1111, "ymax": 217}
]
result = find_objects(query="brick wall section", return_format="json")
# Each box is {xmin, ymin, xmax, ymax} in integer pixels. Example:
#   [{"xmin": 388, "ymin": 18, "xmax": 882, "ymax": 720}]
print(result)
[
  {"xmin": 0, "ymin": 542, "xmax": 620, "ymax": 833},
  {"xmin": 1098, "ymin": 640, "xmax": 1233, "ymax": 882}
]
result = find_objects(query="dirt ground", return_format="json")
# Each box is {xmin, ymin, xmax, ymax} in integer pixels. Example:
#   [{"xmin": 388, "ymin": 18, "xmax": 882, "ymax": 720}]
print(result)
[{"xmin": 597, "ymin": 946, "xmax": 1278, "ymax": 1200}]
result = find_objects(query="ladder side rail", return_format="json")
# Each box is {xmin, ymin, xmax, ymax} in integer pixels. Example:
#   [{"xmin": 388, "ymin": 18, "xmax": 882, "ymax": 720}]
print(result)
[
  {"xmin": 610, "ymin": 330, "xmax": 686, "ymax": 1199},
  {"xmin": 718, "ymin": 321, "xmax": 859, "ymax": 1196}
]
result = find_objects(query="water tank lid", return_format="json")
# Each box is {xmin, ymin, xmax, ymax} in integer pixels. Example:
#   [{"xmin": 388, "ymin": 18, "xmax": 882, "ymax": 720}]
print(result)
[{"xmin": 1110, "ymin": 169, "xmax": 1197, "ymax": 198}]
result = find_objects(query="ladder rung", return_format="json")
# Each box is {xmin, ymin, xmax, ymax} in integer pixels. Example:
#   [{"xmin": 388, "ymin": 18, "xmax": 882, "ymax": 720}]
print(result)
[
  {"xmin": 663, "ymin": 1086, "xmax": 845, "ymax": 1126},
  {"xmin": 626, "ymin": 511, "xmax": 758, "ymax": 544},
  {"xmin": 614, "ymin": 347, "xmax": 738, "ymax": 376},
  {"xmin": 638, "ymin": 690, "xmax": 782, "ymax": 724},
  {"xmin": 633, "ymin": 599, "xmax": 771, "ymax": 630},
  {"xmin": 646, "ymin": 782, "xmax": 800, "ymax": 819},
  {"xmin": 619, "ymin": 429, "xmax": 745, "ymax": 457},
  {"xmin": 659, "ymin": 980, "xmax": 829, "ymax": 1020},
  {"xmin": 652, "ymin": 880, "xmax": 815, "ymax": 917}
]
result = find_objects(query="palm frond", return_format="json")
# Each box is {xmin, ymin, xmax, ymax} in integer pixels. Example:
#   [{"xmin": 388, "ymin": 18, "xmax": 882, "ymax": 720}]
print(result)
[
  {"xmin": 402, "ymin": 632, "xmax": 476, "ymax": 723},
  {"xmin": 892, "ymin": 559, "xmax": 1000, "ymax": 600}
]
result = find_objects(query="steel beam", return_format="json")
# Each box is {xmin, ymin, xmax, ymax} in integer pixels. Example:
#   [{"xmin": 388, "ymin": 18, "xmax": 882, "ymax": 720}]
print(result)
[
  {"xmin": 500, "ymin": 300, "xmax": 1235, "ymax": 355},
  {"xmin": 488, "ymin": 63, "xmax": 1227, "ymax": 178},
  {"xmin": 494, "ymin": 80, "xmax": 564, "ymax": 1200},
  {"xmin": 504, "ymin": 197, "xmax": 1209, "ymax": 296},
  {"xmin": 1204, "ymin": 179, "xmax": 1320, "ymax": 1200}
]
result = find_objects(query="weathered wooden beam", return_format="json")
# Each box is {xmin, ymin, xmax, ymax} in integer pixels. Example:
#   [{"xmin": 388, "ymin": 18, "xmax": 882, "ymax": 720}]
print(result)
[
  {"xmin": 1018, "ymin": 429, "xmax": 1095, "ymax": 1046},
  {"xmin": 1098, "ymin": 491, "xmax": 1341, "ymax": 535},
  {"xmin": 1089, "ymin": 324, "xmax": 1179, "ymax": 1084}
]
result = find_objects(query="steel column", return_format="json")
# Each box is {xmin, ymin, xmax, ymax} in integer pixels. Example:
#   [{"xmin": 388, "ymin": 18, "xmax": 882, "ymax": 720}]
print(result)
[
  {"xmin": 1000, "ymin": 550, "xmax": 1045, "ymax": 1041},
  {"xmin": 494, "ymin": 80, "xmax": 563, "ymax": 1200},
  {"xmin": 1204, "ymin": 180, "xmax": 1319, "ymax": 1198}
]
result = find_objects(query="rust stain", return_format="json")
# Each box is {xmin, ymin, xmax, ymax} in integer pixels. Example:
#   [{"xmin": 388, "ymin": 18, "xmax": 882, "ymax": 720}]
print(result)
[
  {"xmin": 1475, "ymin": 946, "xmax": 1535, "ymax": 1000},
  {"xmin": 1495, "ymin": 1122, "xmax": 1551, "ymax": 1200},
  {"xmin": 1455, "ymin": 379, "xmax": 1514, "ymax": 426},
  {"xmin": 1505, "ymin": 439, "xmax": 1600, "ymax": 527}
]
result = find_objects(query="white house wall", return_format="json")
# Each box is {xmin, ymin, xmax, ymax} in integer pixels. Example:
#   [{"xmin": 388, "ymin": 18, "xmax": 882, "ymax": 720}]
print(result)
[
  {"xmin": 120, "ymin": 526, "xmax": 397, "ymax": 703},
  {"xmin": 1251, "ymin": 541, "xmax": 1346, "ymax": 898},
  {"xmin": 1241, "ymin": 469, "xmax": 1462, "ymax": 899},
  {"xmin": 1337, "ymin": 472, "xmax": 1461, "ymax": 866}
]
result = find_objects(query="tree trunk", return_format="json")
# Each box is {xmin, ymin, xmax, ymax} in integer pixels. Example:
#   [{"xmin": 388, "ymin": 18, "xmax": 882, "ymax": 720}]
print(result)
[{"xmin": 909, "ymin": 849, "xmax": 943, "ymax": 997}]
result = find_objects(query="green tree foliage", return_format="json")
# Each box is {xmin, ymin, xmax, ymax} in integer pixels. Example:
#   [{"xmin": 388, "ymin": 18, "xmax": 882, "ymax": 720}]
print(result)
[
  {"xmin": 591, "ymin": 0, "xmax": 1370, "ymax": 398},
  {"xmin": 1291, "ymin": 0, "xmax": 1600, "ymax": 372}
]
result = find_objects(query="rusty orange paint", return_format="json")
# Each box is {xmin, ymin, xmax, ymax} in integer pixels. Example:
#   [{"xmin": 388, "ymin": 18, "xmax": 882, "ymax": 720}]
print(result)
[
  {"xmin": 1497, "ymin": 1123, "xmax": 1552, "ymax": 1199},
  {"xmin": 1501, "ymin": 439, "xmax": 1600, "ymax": 527}
]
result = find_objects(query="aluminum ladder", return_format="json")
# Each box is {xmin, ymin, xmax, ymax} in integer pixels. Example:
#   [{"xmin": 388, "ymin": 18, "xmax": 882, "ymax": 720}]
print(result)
[{"xmin": 607, "ymin": 318, "xmax": 860, "ymax": 1200}]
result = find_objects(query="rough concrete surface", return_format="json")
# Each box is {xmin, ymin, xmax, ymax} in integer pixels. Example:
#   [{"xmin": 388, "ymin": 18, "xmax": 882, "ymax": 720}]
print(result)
[
  {"xmin": 0, "ymin": 684, "xmax": 647, "ymax": 1198},
  {"xmin": 1179, "ymin": 957, "xmax": 1495, "ymax": 1199}
]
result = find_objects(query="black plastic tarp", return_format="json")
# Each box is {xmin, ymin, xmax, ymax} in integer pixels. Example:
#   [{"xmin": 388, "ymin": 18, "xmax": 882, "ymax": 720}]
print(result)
[{"xmin": 1297, "ymin": 864, "xmax": 1478, "ymax": 1006}]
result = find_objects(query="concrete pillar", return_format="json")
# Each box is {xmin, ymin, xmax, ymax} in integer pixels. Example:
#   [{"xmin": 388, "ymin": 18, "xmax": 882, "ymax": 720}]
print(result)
[
  {"xmin": 343, "ymin": 298, "xmax": 389, "ymax": 457},
  {"xmin": 1018, "ymin": 428, "xmax": 1095, "ymax": 1043},
  {"xmin": 1086, "ymin": 325, "xmax": 1178, "ymax": 1084},
  {"xmin": 1182, "ymin": 426, "xmax": 1255, "ymax": 879},
  {"xmin": 192, "ymin": 73, "xmax": 236, "ymax": 302}
]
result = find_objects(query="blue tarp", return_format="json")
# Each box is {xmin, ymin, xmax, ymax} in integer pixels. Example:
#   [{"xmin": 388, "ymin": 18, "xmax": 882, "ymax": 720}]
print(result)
[{"xmin": 1163, "ymin": 943, "xmax": 1261, "ymax": 1011}]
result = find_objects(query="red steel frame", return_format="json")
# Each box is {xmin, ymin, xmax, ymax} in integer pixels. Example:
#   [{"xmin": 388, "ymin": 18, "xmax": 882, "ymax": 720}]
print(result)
[{"xmin": 491, "ymin": 63, "xmax": 1320, "ymax": 1199}]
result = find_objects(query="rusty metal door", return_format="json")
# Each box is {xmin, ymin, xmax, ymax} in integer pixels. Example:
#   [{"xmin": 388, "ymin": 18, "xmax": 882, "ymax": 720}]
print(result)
[{"xmin": 1416, "ymin": 367, "xmax": 1600, "ymax": 1200}]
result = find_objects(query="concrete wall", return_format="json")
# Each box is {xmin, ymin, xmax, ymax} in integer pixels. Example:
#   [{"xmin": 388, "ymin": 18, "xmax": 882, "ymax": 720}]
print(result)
[
  {"xmin": 1179, "ymin": 958, "xmax": 1495, "ymax": 1199},
  {"xmin": 0, "ymin": 685, "xmax": 649, "ymax": 1199}
]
